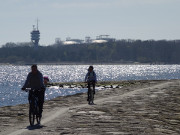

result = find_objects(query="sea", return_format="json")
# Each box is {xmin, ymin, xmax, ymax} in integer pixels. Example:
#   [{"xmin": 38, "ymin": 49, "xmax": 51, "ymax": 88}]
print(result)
[{"xmin": 0, "ymin": 64, "xmax": 180, "ymax": 107}]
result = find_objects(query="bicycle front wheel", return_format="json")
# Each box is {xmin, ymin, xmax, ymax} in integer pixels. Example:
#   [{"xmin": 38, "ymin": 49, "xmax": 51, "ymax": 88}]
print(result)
[
  {"xmin": 29, "ymin": 104, "xmax": 35, "ymax": 126},
  {"xmin": 89, "ymin": 88, "xmax": 94, "ymax": 105},
  {"xmin": 36, "ymin": 105, "xmax": 41, "ymax": 124}
]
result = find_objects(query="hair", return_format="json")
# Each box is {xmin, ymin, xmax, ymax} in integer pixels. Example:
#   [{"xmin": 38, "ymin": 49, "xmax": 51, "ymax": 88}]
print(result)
[
  {"xmin": 31, "ymin": 64, "xmax": 37, "ymax": 69},
  {"xmin": 89, "ymin": 65, "xmax": 94, "ymax": 70}
]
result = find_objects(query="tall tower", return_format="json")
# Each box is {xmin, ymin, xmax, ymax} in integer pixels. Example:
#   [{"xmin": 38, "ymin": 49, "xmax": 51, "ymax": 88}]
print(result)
[{"xmin": 31, "ymin": 19, "xmax": 40, "ymax": 48}]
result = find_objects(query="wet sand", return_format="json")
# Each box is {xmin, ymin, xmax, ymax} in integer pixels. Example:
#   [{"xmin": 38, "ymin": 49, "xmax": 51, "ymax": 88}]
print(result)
[{"xmin": 0, "ymin": 80, "xmax": 180, "ymax": 135}]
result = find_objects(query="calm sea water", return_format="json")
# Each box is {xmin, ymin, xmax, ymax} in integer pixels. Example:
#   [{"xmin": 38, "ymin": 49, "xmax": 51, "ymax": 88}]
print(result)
[{"xmin": 0, "ymin": 65, "xmax": 180, "ymax": 107}]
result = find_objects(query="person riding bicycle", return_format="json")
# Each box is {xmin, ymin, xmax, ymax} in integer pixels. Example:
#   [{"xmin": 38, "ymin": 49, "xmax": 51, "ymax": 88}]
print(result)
[
  {"xmin": 22, "ymin": 64, "xmax": 45, "ymax": 118},
  {"xmin": 85, "ymin": 66, "xmax": 97, "ymax": 101}
]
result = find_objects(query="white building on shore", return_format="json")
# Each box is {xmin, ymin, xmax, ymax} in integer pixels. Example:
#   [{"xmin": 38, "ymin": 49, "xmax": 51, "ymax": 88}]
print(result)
[{"xmin": 55, "ymin": 35, "xmax": 116, "ymax": 45}]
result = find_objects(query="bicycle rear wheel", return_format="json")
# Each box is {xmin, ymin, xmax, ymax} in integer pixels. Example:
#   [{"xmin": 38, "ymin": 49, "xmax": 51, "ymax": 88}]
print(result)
[{"xmin": 29, "ymin": 104, "xmax": 35, "ymax": 126}]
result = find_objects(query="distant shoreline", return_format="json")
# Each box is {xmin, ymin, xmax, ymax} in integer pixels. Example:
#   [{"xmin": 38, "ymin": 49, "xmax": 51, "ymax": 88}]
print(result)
[{"xmin": 0, "ymin": 62, "xmax": 173, "ymax": 66}]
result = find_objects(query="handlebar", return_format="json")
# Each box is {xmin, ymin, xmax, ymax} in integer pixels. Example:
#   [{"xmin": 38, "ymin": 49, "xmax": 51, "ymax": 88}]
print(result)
[{"xmin": 21, "ymin": 88, "xmax": 45, "ymax": 92}]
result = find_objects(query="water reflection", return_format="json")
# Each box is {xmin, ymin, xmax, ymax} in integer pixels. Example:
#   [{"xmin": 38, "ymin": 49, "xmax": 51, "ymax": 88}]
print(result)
[{"xmin": 0, "ymin": 64, "xmax": 180, "ymax": 107}]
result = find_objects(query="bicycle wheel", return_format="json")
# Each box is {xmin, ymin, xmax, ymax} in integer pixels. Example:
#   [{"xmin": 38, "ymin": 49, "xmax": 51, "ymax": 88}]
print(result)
[
  {"xmin": 91, "ymin": 90, "xmax": 94, "ymax": 104},
  {"xmin": 36, "ymin": 105, "xmax": 41, "ymax": 124},
  {"xmin": 29, "ymin": 104, "xmax": 35, "ymax": 126},
  {"xmin": 89, "ymin": 86, "xmax": 94, "ymax": 105}
]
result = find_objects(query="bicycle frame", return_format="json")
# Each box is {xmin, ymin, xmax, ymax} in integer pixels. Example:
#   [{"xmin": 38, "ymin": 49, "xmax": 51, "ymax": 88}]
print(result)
[
  {"xmin": 25, "ymin": 89, "xmax": 41, "ymax": 126},
  {"xmin": 29, "ymin": 92, "xmax": 39, "ymax": 115}
]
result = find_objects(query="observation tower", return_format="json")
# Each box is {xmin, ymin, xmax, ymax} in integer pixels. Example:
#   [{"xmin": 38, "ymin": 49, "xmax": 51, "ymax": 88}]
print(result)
[{"xmin": 31, "ymin": 20, "xmax": 40, "ymax": 48}]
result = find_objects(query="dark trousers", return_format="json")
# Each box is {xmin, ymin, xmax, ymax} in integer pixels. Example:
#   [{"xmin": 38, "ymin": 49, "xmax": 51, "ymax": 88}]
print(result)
[{"xmin": 28, "ymin": 90, "xmax": 45, "ymax": 115}]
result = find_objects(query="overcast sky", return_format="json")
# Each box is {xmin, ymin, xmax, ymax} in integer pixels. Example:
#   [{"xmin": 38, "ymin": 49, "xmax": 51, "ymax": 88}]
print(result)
[{"xmin": 0, "ymin": 0, "xmax": 180, "ymax": 46}]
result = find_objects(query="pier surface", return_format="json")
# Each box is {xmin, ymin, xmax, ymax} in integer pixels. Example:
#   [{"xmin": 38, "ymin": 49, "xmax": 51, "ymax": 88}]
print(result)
[{"xmin": 0, "ymin": 80, "xmax": 180, "ymax": 135}]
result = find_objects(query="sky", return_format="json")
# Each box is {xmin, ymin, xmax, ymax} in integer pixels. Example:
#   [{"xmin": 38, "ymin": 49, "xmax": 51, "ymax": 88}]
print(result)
[{"xmin": 0, "ymin": 0, "xmax": 180, "ymax": 46}]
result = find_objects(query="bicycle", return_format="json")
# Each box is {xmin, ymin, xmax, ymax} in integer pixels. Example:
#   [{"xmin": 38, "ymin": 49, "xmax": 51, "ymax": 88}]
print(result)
[
  {"xmin": 23, "ymin": 88, "xmax": 41, "ymax": 126},
  {"xmin": 88, "ymin": 82, "xmax": 94, "ymax": 105}
]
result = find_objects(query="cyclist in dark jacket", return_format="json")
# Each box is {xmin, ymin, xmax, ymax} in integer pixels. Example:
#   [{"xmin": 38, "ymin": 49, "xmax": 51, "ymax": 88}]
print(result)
[
  {"xmin": 22, "ymin": 64, "xmax": 45, "ymax": 117},
  {"xmin": 85, "ymin": 66, "xmax": 97, "ymax": 101}
]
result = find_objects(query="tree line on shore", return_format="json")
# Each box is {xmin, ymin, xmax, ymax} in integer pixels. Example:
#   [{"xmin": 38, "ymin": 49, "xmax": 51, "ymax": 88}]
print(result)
[{"xmin": 0, "ymin": 39, "xmax": 180, "ymax": 64}]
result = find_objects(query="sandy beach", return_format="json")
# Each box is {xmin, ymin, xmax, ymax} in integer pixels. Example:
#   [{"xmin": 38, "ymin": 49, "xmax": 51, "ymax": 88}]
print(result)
[{"xmin": 0, "ymin": 80, "xmax": 180, "ymax": 135}]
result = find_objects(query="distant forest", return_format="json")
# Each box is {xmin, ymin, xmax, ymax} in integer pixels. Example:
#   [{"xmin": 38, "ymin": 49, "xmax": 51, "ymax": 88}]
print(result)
[{"xmin": 0, "ymin": 39, "xmax": 180, "ymax": 64}]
